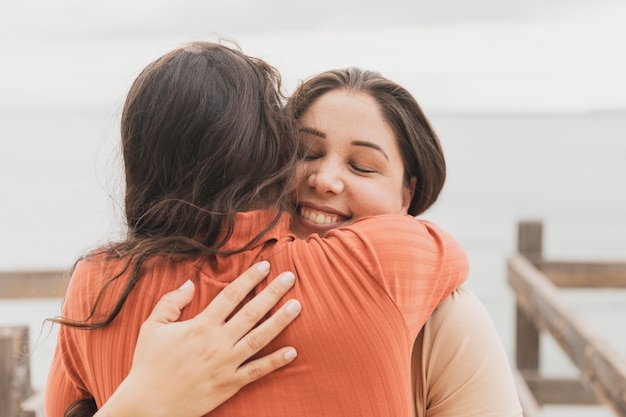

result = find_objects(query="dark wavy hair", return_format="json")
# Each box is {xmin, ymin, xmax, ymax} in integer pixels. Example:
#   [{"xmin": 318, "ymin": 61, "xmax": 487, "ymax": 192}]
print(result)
[
  {"xmin": 64, "ymin": 398, "xmax": 98, "ymax": 417},
  {"xmin": 287, "ymin": 67, "xmax": 445, "ymax": 216},
  {"xmin": 121, "ymin": 41, "xmax": 297, "ymax": 249},
  {"xmin": 58, "ymin": 41, "xmax": 297, "ymax": 325},
  {"xmin": 58, "ymin": 40, "xmax": 299, "ymax": 417}
]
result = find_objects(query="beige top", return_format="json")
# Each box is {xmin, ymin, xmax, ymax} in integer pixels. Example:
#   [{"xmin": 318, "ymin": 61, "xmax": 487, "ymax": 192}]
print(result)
[{"xmin": 413, "ymin": 287, "xmax": 523, "ymax": 417}]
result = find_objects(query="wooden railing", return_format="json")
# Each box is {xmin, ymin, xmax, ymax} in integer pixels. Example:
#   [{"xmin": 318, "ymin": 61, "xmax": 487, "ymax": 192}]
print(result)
[
  {"xmin": 0, "ymin": 270, "xmax": 69, "ymax": 299},
  {"xmin": 0, "ymin": 269, "xmax": 68, "ymax": 417},
  {"xmin": 509, "ymin": 221, "xmax": 626, "ymax": 416}
]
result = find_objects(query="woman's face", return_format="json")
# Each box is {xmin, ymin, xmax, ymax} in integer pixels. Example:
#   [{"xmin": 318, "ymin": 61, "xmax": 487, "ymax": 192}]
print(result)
[{"xmin": 291, "ymin": 89, "xmax": 415, "ymax": 239}]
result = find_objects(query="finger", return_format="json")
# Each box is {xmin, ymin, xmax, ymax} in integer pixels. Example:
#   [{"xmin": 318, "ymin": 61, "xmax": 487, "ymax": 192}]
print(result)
[
  {"xmin": 200, "ymin": 261, "xmax": 271, "ymax": 323},
  {"xmin": 232, "ymin": 298, "xmax": 301, "ymax": 361},
  {"xmin": 234, "ymin": 346, "xmax": 298, "ymax": 385},
  {"xmin": 223, "ymin": 271, "xmax": 296, "ymax": 338},
  {"xmin": 146, "ymin": 280, "xmax": 196, "ymax": 325}
]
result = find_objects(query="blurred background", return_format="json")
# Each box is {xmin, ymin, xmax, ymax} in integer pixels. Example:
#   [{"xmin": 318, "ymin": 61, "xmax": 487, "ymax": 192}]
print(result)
[{"xmin": 1, "ymin": 1, "xmax": 625, "ymax": 415}]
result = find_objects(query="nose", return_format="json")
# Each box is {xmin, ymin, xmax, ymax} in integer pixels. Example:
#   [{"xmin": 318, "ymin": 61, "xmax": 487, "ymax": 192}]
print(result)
[{"xmin": 307, "ymin": 159, "xmax": 344, "ymax": 195}]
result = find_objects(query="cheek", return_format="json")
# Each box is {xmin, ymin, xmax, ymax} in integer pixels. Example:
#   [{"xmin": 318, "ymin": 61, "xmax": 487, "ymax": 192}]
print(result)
[
  {"xmin": 350, "ymin": 182, "xmax": 402, "ymax": 216},
  {"xmin": 369, "ymin": 181, "xmax": 406, "ymax": 214},
  {"xmin": 293, "ymin": 163, "xmax": 308, "ymax": 189}
]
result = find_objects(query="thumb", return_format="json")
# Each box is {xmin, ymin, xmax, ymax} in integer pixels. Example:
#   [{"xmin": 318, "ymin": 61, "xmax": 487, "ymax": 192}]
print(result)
[{"xmin": 147, "ymin": 280, "xmax": 196, "ymax": 325}]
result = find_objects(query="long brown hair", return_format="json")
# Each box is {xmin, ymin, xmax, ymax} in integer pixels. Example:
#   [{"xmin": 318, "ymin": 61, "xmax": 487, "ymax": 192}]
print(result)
[
  {"xmin": 287, "ymin": 67, "xmax": 445, "ymax": 216},
  {"xmin": 55, "ymin": 41, "xmax": 298, "ymax": 331}
]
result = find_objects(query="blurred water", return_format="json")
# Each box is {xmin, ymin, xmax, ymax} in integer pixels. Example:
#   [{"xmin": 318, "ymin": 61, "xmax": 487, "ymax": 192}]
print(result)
[{"xmin": 1, "ymin": 108, "xmax": 625, "ymax": 415}]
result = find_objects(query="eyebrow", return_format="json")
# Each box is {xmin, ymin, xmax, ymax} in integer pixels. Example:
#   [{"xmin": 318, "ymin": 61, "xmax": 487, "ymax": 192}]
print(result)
[
  {"xmin": 298, "ymin": 126, "xmax": 325, "ymax": 138},
  {"xmin": 299, "ymin": 126, "xmax": 390, "ymax": 161},
  {"xmin": 351, "ymin": 140, "xmax": 389, "ymax": 161}
]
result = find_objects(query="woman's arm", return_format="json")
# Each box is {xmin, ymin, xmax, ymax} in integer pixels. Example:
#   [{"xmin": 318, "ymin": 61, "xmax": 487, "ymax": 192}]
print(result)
[
  {"xmin": 49, "ymin": 262, "xmax": 302, "ymax": 417},
  {"xmin": 412, "ymin": 288, "xmax": 522, "ymax": 417}
]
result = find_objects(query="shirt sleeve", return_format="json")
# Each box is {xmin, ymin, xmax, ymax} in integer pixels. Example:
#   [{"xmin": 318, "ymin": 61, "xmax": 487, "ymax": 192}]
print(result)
[
  {"xmin": 413, "ymin": 288, "xmax": 523, "ymax": 417},
  {"xmin": 321, "ymin": 214, "xmax": 469, "ymax": 336},
  {"xmin": 44, "ymin": 338, "xmax": 89, "ymax": 417},
  {"xmin": 44, "ymin": 275, "xmax": 90, "ymax": 417},
  {"xmin": 44, "ymin": 259, "xmax": 105, "ymax": 417}
]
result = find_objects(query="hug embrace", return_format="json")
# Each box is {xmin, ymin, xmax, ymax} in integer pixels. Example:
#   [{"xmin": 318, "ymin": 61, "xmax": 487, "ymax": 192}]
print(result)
[{"xmin": 46, "ymin": 41, "xmax": 522, "ymax": 417}]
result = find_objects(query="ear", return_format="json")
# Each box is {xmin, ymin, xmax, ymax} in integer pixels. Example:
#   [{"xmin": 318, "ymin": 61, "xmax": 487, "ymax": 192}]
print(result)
[{"xmin": 401, "ymin": 176, "xmax": 417, "ymax": 214}]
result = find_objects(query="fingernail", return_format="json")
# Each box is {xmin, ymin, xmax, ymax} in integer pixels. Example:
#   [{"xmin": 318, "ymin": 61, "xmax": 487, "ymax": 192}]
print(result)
[
  {"xmin": 256, "ymin": 260, "xmax": 270, "ymax": 273},
  {"xmin": 280, "ymin": 272, "xmax": 295, "ymax": 286},
  {"xmin": 284, "ymin": 348, "xmax": 297, "ymax": 361},
  {"xmin": 178, "ymin": 279, "xmax": 193, "ymax": 290},
  {"xmin": 285, "ymin": 299, "xmax": 301, "ymax": 315}
]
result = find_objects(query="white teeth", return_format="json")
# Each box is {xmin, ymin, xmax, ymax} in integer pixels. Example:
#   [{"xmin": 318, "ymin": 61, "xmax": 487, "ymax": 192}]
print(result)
[{"xmin": 300, "ymin": 207, "xmax": 339, "ymax": 225}]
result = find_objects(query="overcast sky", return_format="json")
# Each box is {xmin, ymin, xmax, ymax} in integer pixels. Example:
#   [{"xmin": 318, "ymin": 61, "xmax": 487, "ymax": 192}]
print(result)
[{"xmin": 1, "ymin": 0, "xmax": 625, "ymax": 113}]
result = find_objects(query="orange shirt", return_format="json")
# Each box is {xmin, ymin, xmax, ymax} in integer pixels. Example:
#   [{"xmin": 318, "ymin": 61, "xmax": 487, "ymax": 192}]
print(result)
[{"xmin": 45, "ymin": 211, "xmax": 468, "ymax": 417}]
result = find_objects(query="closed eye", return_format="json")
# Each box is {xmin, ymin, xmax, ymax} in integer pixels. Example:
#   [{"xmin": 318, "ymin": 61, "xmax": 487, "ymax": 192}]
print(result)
[
  {"xmin": 349, "ymin": 163, "xmax": 377, "ymax": 174},
  {"xmin": 298, "ymin": 151, "xmax": 322, "ymax": 161}
]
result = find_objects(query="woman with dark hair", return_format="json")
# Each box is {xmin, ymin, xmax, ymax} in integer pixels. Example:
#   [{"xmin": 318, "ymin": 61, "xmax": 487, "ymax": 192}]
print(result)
[
  {"xmin": 45, "ymin": 42, "xmax": 468, "ymax": 417},
  {"xmin": 47, "ymin": 40, "xmax": 305, "ymax": 417}
]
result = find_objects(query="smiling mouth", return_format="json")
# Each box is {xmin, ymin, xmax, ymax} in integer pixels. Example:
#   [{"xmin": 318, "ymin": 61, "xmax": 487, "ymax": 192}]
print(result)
[{"xmin": 299, "ymin": 206, "xmax": 341, "ymax": 225}]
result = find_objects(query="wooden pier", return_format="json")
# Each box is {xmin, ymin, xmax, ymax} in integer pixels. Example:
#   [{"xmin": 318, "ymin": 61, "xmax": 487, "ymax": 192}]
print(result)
[{"xmin": 510, "ymin": 221, "xmax": 626, "ymax": 416}]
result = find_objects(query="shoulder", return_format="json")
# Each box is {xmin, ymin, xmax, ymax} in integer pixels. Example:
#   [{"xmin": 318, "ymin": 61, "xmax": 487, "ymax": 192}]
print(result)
[
  {"xmin": 417, "ymin": 288, "xmax": 495, "ymax": 368},
  {"xmin": 67, "ymin": 251, "xmax": 123, "ymax": 293},
  {"xmin": 426, "ymin": 288, "xmax": 491, "ymax": 334},
  {"xmin": 62, "ymin": 251, "xmax": 131, "ymax": 318}
]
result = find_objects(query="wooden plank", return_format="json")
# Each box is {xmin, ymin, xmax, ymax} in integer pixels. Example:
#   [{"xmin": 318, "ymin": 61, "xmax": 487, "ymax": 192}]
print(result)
[
  {"xmin": 0, "ymin": 326, "xmax": 35, "ymax": 417},
  {"xmin": 508, "ymin": 254, "xmax": 626, "ymax": 416},
  {"xmin": 520, "ymin": 370, "xmax": 599, "ymax": 405},
  {"xmin": 536, "ymin": 261, "xmax": 626, "ymax": 288},
  {"xmin": 0, "ymin": 270, "xmax": 68, "ymax": 299},
  {"xmin": 512, "ymin": 367, "xmax": 542, "ymax": 417}
]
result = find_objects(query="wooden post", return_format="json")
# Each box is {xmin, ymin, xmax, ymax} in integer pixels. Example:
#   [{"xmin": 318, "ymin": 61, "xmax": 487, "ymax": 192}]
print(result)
[
  {"xmin": 515, "ymin": 221, "xmax": 543, "ymax": 371},
  {"xmin": 518, "ymin": 220, "xmax": 543, "ymax": 262},
  {"xmin": 516, "ymin": 305, "xmax": 540, "ymax": 370},
  {"xmin": 0, "ymin": 326, "xmax": 34, "ymax": 417}
]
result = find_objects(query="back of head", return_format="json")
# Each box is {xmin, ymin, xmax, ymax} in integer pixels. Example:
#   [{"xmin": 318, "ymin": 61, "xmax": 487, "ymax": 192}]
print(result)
[
  {"xmin": 121, "ymin": 41, "xmax": 297, "ymax": 250},
  {"xmin": 53, "ymin": 41, "xmax": 298, "ymax": 337},
  {"xmin": 288, "ymin": 67, "xmax": 445, "ymax": 216}
]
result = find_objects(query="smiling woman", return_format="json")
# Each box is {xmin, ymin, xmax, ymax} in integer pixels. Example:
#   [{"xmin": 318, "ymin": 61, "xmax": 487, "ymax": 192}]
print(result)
[
  {"xmin": 292, "ymin": 89, "xmax": 415, "ymax": 238},
  {"xmin": 289, "ymin": 67, "xmax": 445, "ymax": 239}
]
